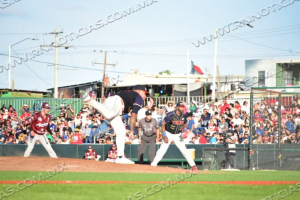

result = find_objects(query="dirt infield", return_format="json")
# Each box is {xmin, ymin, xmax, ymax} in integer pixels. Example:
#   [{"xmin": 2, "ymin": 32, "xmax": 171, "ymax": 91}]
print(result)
[
  {"xmin": 0, "ymin": 157, "xmax": 220, "ymax": 174},
  {"xmin": 0, "ymin": 180, "xmax": 298, "ymax": 185}
]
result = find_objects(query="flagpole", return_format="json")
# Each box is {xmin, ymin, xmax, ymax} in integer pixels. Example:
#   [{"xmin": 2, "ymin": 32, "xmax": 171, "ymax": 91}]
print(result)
[
  {"xmin": 187, "ymin": 49, "xmax": 190, "ymax": 106},
  {"xmin": 212, "ymin": 28, "xmax": 218, "ymax": 102}
]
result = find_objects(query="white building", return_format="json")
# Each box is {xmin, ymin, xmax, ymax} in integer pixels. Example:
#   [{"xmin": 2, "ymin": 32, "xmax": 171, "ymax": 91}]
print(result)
[{"xmin": 245, "ymin": 58, "xmax": 300, "ymax": 88}]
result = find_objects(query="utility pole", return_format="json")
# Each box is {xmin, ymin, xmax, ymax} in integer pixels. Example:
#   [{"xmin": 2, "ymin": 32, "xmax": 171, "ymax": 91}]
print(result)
[
  {"xmin": 212, "ymin": 28, "xmax": 218, "ymax": 102},
  {"xmin": 40, "ymin": 28, "xmax": 72, "ymax": 98},
  {"xmin": 8, "ymin": 45, "xmax": 11, "ymax": 89},
  {"xmin": 93, "ymin": 50, "xmax": 116, "ymax": 102}
]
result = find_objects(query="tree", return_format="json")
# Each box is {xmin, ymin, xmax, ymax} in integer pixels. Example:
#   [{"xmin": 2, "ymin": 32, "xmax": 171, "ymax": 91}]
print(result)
[{"xmin": 159, "ymin": 70, "xmax": 171, "ymax": 75}]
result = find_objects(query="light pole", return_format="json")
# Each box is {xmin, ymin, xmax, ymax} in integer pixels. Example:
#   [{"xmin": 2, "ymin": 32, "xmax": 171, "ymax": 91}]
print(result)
[
  {"xmin": 212, "ymin": 22, "xmax": 253, "ymax": 101},
  {"xmin": 8, "ymin": 38, "xmax": 38, "ymax": 89}
]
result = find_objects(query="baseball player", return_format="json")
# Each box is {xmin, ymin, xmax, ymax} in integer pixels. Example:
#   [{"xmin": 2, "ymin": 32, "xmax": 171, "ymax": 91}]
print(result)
[
  {"xmin": 82, "ymin": 85, "xmax": 149, "ymax": 164},
  {"xmin": 151, "ymin": 102, "xmax": 198, "ymax": 171},
  {"xmin": 85, "ymin": 146, "xmax": 101, "ymax": 161},
  {"xmin": 24, "ymin": 102, "xmax": 58, "ymax": 158},
  {"xmin": 138, "ymin": 110, "xmax": 159, "ymax": 164},
  {"xmin": 105, "ymin": 144, "xmax": 118, "ymax": 162}
]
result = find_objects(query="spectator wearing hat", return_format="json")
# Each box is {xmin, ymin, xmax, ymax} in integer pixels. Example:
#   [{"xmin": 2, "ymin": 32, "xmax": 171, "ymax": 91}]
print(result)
[
  {"xmin": 71, "ymin": 128, "xmax": 84, "ymax": 144},
  {"xmin": 137, "ymin": 110, "xmax": 159, "ymax": 164},
  {"xmin": 256, "ymin": 124, "xmax": 265, "ymax": 135},
  {"xmin": 65, "ymin": 104, "xmax": 75, "ymax": 121},
  {"xmin": 85, "ymin": 146, "xmax": 100, "ymax": 161},
  {"xmin": 20, "ymin": 104, "xmax": 29, "ymax": 113},
  {"xmin": 105, "ymin": 144, "xmax": 118, "ymax": 162},
  {"xmin": 198, "ymin": 131, "xmax": 207, "ymax": 144}
]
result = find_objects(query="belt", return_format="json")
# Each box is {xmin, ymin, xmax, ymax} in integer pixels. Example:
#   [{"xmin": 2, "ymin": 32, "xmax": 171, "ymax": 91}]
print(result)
[{"xmin": 143, "ymin": 134, "xmax": 156, "ymax": 137}]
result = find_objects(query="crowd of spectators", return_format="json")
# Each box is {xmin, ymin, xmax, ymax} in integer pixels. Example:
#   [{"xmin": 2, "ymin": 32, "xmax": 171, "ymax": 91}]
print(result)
[{"xmin": 0, "ymin": 97, "xmax": 300, "ymax": 145}]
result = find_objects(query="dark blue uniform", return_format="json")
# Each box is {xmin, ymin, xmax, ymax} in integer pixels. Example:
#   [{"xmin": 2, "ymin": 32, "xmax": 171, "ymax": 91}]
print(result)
[
  {"xmin": 117, "ymin": 91, "xmax": 143, "ymax": 114},
  {"xmin": 164, "ymin": 111, "xmax": 187, "ymax": 134}
]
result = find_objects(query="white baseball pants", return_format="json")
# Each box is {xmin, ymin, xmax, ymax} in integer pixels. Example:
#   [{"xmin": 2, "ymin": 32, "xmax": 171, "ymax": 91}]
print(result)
[
  {"xmin": 89, "ymin": 96, "xmax": 126, "ymax": 157},
  {"xmin": 24, "ymin": 134, "xmax": 58, "ymax": 158},
  {"xmin": 151, "ymin": 131, "xmax": 196, "ymax": 167}
]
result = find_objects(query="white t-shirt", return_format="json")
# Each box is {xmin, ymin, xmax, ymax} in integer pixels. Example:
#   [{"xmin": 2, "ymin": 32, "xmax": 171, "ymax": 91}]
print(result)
[{"xmin": 232, "ymin": 117, "xmax": 243, "ymax": 126}]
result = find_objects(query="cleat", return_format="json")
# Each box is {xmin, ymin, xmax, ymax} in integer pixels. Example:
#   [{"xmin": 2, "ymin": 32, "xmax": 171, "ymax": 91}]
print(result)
[{"xmin": 115, "ymin": 156, "xmax": 135, "ymax": 164}]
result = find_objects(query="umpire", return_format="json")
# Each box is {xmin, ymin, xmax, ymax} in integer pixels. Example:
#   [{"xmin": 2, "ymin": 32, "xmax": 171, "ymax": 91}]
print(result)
[{"xmin": 137, "ymin": 110, "xmax": 159, "ymax": 164}]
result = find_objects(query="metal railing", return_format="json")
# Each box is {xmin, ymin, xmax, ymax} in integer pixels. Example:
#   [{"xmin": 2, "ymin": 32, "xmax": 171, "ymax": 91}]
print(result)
[{"xmin": 93, "ymin": 128, "xmax": 111, "ymax": 144}]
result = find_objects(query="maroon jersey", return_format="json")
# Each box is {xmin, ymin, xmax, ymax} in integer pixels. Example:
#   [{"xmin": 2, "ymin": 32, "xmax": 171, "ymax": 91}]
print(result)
[
  {"xmin": 85, "ymin": 150, "xmax": 97, "ymax": 159},
  {"xmin": 28, "ymin": 112, "xmax": 51, "ymax": 135},
  {"xmin": 108, "ymin": 149, "xmax": 118, "ymax": 160}
]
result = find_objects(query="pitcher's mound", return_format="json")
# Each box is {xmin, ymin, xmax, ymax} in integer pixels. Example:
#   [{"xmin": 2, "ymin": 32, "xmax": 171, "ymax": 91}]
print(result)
[{"xmin": 0, "ymin": 157, "xmax": 215, "ymax": 173}]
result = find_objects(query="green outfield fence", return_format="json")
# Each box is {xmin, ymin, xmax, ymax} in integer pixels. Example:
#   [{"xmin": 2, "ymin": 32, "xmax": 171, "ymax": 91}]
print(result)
[
  {"xmin": 1, "ymin": 144, "xmax": 299, "ymax": 170},
  {"xmin": 0, "ymin": 98, "xmax": 83, "ymax": 117}
]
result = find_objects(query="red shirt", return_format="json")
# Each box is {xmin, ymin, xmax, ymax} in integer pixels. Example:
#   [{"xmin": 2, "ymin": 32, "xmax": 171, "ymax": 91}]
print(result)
[
  {"xmin": 71, "ymin": 134, "xmax": 83, "ymax": 144},
  {"xmin": 199, "ymin": 136, "xmax": 207, "ymax": 144},
  {"xmin": 20, "ymin": 113, "xmax": 30, "ymax": 120},
  {"xmin": 28, "ymin": 112, "xmax": 51, "ymax": 135},
  {"xmin": 85, "ymin": 150, "xmax": 97, "ymax": 159},
  {"xmin": 235, "ymin": 105, "xmax": 241, "ymax": 114},
  {"xmin": 220, "ymin": 104, "xmax": 230, "ymax": 114}
]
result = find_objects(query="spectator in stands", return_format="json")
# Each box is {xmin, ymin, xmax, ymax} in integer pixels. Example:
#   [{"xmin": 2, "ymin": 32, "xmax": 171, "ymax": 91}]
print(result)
[
  {"xmin": 165, "ymin": 101, "xmax": 175, "ymax": 112},
  {"xmin": 232, "ymin": 113, "xmax": 243, "ymax": 128},
  {"xmin": 224, "ymin": 109, "xmax": 233, "ymax": 126},
  {"xmin": 218, "ymin": 117, "xmax": 228, "ymax": 134},
  {"xmin": 234, "ymin": 101, "xmax": 241, "ymax": 114},
  {"xmin": 0, "ymin": 131, "xmax": 7, "ymax": 144},
  {"xmin": 20, "ymin": 104, "xmax": 29, "ymax": 113},
  {"xmin": 229, "ymin": 103, "xmax": 238, "ymax": 116},
  {"xmin": 220, "ymin": 99, "xmax": 230, "ymax": 114},
  {"xmin": 187, "ymin": 114, "xmax": 195, "ymax": 132},
  {"xmin": 71, "ymin": 128, "xmax": 84, "ymax": 144},
  {"xmin": 210, "ymin": 133, "xmax": 218, "ymax": 144},
  {"xmin": 285, "ymin": 116, "xmax": 295, "ymax": 133},
  {"xmin": 82, "ymin": 123, "xmax": 91, "ymax": 143},
  {"xmin": 198, "ymin": 131, "xmax": 207, "ymax": 144},
  {"xmin": 189, "ymin": 101, "xmax": 197, "ymax": 113},
  {"xmin": 65, "ymin": 104, "xmax": 75, "ymax": 121},
  {"xmin": 200, "ymin": 109, "xmax": 210, "ymax": 129},
  {"xmin": 20, "ymin": 111, "xmax": 30, "ymax": 121},
  {"xmin": 253, "ymin": 135, "xmax": 263, "ymax": 144},
  {"xmin": 256, "ymin": 124, "xmax": 265, "ymax": 135},
  {"xmin": 5, "ymin": 132, "xmax": 15, "ymax": 144},
  {"xmin": 241, "ymin": 101, "xmax": 250, "ymax": 115},
  {"xmin": 90, "ymin": 124, "xmax": 100, "ymax": 143}
]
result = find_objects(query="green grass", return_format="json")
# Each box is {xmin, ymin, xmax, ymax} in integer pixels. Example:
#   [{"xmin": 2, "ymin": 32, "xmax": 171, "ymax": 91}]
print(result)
[{"xmin": 0, "ymin": 171, "xmax": 299, "ymax": 200}]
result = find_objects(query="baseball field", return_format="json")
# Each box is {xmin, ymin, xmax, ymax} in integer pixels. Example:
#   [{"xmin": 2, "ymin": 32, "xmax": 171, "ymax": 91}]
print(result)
[{"xmin": 0, "ymin": 157, "xmax": 299, "ymax": 200}]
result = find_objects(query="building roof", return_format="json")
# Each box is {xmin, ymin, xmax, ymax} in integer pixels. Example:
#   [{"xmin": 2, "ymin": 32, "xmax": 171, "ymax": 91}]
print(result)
[
  {"xmin": 0, "ymin": 88, "xmax": 48, "ymax": 93},
  {"xmin": 47, "ymin": 81, "xmax": 101, "ymax": 90}
]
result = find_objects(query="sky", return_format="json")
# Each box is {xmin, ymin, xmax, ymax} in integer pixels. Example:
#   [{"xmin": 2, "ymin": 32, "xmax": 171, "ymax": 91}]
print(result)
[{"xmin": 0, "ymin": 0, "xmax": 299, "ymax": 91}]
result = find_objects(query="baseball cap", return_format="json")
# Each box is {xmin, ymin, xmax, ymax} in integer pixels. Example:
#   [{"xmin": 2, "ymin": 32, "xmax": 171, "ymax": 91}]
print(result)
[
  {"xmin": 112, "ymin": 144, "xmax": 116, "ymax": 147},
  {"xmin": 198, "ymin": 131, "xmax": 203, "ymax": 135},
  {"xmin": 145, "ymin": 110, "xmax": 152, "ymax": 115},
  {"xmin": 41, "ymin": 102, "xmax": 50, "ymax": 109},
  {"xmin": 74, "ymin": 128, "xmax": 79, "ymax": 132},
  {"xmin": 71, "ymin": 116, "xmax": 75, "ymax": 119},
  {"xmin": 133, "ymin": 85, "xmax": 149, "ymax": 94},
  {"xmin": 176, "ymin": 102, "xmax": 185, "ymax": 107},
  {"xmin": 61, "ymin": 104, "xmax": 65, "ymax": 107},
  {"xmin": 64, "ymin": 122, "xmax": 68, "ymax": 126},
  {"xmin": 88, "ymin": 145, "xmax": 92, "ymax": 149}
]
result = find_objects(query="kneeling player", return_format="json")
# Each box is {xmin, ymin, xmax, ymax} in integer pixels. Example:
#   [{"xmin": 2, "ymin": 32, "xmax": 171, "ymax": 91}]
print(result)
[
  {"xmin": 85, "ymin": 146, "xmax": 101, "ymax": 161},
  {"xmin": 151, "ymin": 102, "xmax": 197, "ymax": 171},
  {"xmin": 105, "ymin": 144, "xmax": 118, "ymax": 162}
]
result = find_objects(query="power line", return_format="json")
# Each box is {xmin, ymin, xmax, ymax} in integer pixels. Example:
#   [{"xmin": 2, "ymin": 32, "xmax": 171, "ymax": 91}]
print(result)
[{"xmin": 11, "ymin": 48, "xmax": 53, "ymax": 87}]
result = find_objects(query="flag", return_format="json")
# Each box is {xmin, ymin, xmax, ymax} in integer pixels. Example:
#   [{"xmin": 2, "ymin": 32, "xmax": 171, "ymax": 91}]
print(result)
[{"xmin": 191, "ymin": 61, "xmax": 204, "ymax": 75}]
